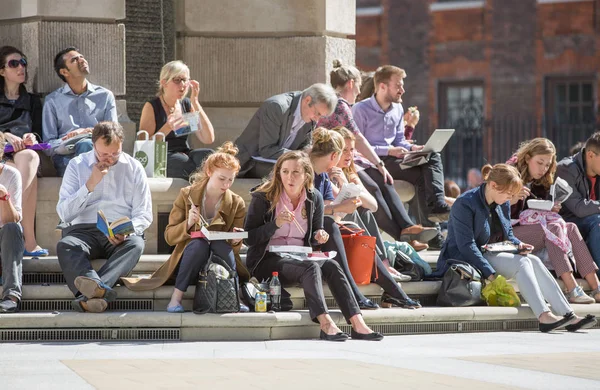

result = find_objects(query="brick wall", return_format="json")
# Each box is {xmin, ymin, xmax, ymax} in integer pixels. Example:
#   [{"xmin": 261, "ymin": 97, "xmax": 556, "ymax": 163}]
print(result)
[{"xmin": 124, "ymin": 0, "xmax": 175, "ymax": 124}]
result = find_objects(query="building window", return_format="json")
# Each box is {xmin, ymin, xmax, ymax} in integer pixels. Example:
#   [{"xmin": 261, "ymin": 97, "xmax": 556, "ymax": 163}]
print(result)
[
  {"xmin": 439, "ymin": 82, "xmax": 485, "ymax": 187},
  {"xmin": 546, "ymin": 77, "xmax": 596, "ymax": 157}
]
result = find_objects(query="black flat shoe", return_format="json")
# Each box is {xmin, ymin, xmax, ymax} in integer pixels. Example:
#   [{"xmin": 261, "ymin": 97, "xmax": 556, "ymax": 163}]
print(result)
[
  {"xmin": 319, "ymin": 330, "xmax": 349, "ymax": 342},
  {"xmin": 357, "ymin": 298, "xmax": 379, "ymax": 310},
  {"xmin": 350, "ymin": 329, "xmax": 384, "ymax": 341},
  {"xmin": 380, "ymin": 293, "xmax": 421, "ymax": 309},
  {"xmin": 565, "ymin": 314, "xmax": 597, "ymax": 332},
  {"xmin": 539, "ymin": 312, "xmax": 575, "ymax": 333}
]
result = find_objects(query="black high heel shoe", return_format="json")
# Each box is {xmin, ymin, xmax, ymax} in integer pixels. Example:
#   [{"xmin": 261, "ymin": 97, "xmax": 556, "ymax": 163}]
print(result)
[
  {"xmin": 350, "ymin": 329, "xmax": 384, "ymax": 341},
  {"xmin": 380, "ymin": 293, "xmax": 421, "ymax": 309},
  {"xmin": 539, "ymin": 312, "xmax": 576, "ymax": 333}
]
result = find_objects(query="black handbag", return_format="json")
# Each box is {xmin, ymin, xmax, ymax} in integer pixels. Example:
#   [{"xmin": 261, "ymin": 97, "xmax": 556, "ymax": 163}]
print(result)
[
  {"xmin": 393, "ymin": 251, "xmax": 424, "ymax": 281},
  {"xmin": 436, "ymin": 259, "xmax": 485, "ymax": 307},
  {"xmin": 193, "ymin": 255, "xmax": 240, "ymax": 314}
]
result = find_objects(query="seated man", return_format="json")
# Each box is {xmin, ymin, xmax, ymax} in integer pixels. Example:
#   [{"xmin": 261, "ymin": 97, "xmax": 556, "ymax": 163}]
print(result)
[
  {"xmin": 0, "ymin": 134, "xmax": 25, "ymax": 313},
  {"xmin": 557, "ymin": 132, "xmax": 600, "ymax": 275},
  {"xmin": 56, "ymin": 122, "xmax": 152, "ymax": 313},
  {"xmin": 235, "ymin": 83, "xmax": 337, "ymax": 178},
  {"xmin": 42, "ymin": 47, "xmax": 118, "ymax": 176},
  {"xmin": 352, "ymin": 65, "xmax": 451, "ymax": 227}
]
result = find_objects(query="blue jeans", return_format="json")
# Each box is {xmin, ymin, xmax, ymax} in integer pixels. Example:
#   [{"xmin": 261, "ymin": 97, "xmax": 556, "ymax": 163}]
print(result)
[
  {"xmin": 572, "ymin": 213, "xmax": 600, "ymax": 276},
  {"xmin": 51, "ymin": 138, "xmax": 94, "ymax": 177}
]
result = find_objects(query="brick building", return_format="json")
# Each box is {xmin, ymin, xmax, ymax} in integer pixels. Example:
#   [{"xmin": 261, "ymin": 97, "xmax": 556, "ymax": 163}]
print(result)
[{"xmin": 355, "ymin": 0, "xmax": 600, "ymax": 185}]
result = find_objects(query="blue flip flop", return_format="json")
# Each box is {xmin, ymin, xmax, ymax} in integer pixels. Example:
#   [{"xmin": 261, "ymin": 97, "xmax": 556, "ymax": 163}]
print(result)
[
  {"xmin": 167, "ymin": 304, "xmax": 185, "ymax": 313},
  {"xmin": 24, "ymin": 248, "xmax": 49, "ymax": 257}
]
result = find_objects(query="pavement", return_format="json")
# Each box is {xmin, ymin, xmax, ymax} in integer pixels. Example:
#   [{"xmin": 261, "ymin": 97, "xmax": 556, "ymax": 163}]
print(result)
[{"xmin": 3, "ymin": 330, "xmax": 600, "ymax": 389}]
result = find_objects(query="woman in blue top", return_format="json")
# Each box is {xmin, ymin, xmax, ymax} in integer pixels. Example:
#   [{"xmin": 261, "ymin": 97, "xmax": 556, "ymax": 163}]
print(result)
[{"xmin": 437, "ymin": 163, "xmax": 595, "ymax": 332}]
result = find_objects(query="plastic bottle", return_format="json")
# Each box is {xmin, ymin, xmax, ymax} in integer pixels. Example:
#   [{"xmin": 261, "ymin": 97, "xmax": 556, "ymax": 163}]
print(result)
[{"xmin": 269, "ymin": 272, "xmax": 281, "ymax": 312}]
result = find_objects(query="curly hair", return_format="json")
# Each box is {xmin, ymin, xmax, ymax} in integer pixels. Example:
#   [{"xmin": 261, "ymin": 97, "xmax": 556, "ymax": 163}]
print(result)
[
  {"xmin": 189, "ymin": 142, "xmax": 240, "ymax": 186},
  {"xmin": 513, "ymin": 138, "xmax": 556, "ymax": 190}
]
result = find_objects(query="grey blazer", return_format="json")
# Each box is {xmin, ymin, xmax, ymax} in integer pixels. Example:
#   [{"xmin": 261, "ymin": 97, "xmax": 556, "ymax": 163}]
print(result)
[{"xmin": 235, "ymin": 91, "xmax": 314, "ymax": 175}]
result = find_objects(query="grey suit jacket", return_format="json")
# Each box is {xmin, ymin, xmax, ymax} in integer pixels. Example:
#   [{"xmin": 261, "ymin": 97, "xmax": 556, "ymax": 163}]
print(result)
[{"xmin": 236, "ymin": 91, "xmax": 314, "ymax": 175}]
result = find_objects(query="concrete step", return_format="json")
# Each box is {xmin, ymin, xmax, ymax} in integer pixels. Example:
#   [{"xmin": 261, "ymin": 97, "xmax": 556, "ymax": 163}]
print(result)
[{"xmin": 1, "ymin": 304, "xmax": 599, "ymax": 342}]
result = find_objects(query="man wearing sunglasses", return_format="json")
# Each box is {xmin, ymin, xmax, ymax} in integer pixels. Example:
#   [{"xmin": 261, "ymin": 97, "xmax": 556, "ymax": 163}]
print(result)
[
  {"xmin": 235, "ymin": 83, "xmax": 338, "ymax": 178},
  {"xmin": 42, "ymin": 47, "xmax": 118, "ymax": 176},
  {"xmin": 56, "ymin": 121, "xmax": 152, "ymax": 313}
]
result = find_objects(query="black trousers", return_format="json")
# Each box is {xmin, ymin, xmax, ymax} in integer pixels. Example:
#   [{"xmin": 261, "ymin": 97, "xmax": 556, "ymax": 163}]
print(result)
[
  {"xmin": 174, "ymin": 238, "xmax": 236, "ymax": 292},
  {"xmin": 321, "ymin": 216, "xmax": 412, "ymax": 303},
  {"xmin": 57, "ymin": 224, "xmax": 145, "ymax": 296},
  {"xmin": 253, "ymin": 252, "xmax": 361, "ymax": 323},
  {"xmin": 358, "ymin": 168, "xmax": 414, "ymax": 240},
  {"xmin": 382, "ymin": 152, "xmax": 446, "ymax": 220},
  {"xmin": 167, "ymin": 148, "xmax": 213, "ymax": 180}
]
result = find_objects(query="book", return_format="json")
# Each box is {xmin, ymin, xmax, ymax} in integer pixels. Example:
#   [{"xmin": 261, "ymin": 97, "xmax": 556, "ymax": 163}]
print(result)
[
  {"xmin": 97, "ymin": 210, "xmax": 135, "ymax": 238},
  {"xmin": 190, "ymin": 225, "xmax": 248, "ymax": 241}
]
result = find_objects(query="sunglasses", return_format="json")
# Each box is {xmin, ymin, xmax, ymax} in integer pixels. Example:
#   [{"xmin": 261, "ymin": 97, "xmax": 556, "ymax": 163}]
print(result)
[{"xmin": 3, "ymin": 58, "xmax": 27, "ymax": 69}]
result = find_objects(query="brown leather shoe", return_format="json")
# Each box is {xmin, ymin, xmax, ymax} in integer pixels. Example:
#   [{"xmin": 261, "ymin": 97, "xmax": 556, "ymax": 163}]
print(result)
[{"xmin": 409, "ymin": 240, "xmax": 428, "ymax": 252}]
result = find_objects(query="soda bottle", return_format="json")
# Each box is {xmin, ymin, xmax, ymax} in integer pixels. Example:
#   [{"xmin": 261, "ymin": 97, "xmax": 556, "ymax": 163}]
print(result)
[{"xmin": 269, "ymin": 272, "xmax": 281, "ymax": 311}]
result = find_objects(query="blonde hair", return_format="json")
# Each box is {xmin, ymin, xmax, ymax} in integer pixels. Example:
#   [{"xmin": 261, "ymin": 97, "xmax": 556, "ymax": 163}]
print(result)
[
  {"xmin": 481, "ymin": 164, "xmax": 522, "ymax": 196},
  {"xmin": 514, "ymin": 138, "xmax": 556, "ymax": 190},
  {"xmin": 189, "ymin": 142, "xmax": 240, "ymax": 186},
  {"xmin": 330, "ymin": 59, "xmax": 361, "ymax": 91},
  {"xmin": 157, "ymin": 60, "xmax": 190, "ymax": 96},
  {"xmin": 310, "ymin": 127, "xmax": 344, "ymax": 159},
  {"xmin": 374, "ymin": 65, "xmax": 407, "ymax": 91},
  {"xmin": 253, "ymin": 151, "xmax": 314, "ymax": 211},
  {"xmin": 331, "ymin": 126, "xmax": 358, "ymax": 179}
]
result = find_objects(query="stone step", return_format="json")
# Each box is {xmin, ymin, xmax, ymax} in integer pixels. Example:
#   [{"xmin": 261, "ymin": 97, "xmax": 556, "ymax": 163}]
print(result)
[{"xmin": 1, "ymin": 304, "xmax": 599, "ymax": 342}]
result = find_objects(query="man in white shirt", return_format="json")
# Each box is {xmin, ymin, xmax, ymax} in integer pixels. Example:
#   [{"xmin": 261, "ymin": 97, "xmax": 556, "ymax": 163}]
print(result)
[
  {"xmin": 0, "ymin": 133, "xmax": 25, "ymax": 313},
  {"xmin": 56, "ymin": 121, "xmax": 152, "ymax": 313}
]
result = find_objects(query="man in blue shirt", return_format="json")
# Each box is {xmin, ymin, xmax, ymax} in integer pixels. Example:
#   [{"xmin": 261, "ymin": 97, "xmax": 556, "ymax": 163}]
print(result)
[
  {"xmin": 42, "ymin": 47, "xmax": 118, "ymax": 176},
  {"xmin": 352, "ymin": 65, "xmax": 451, "ymax": 241}
]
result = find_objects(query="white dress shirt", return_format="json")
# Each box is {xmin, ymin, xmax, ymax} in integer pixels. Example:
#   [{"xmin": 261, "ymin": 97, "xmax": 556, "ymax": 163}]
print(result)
[{"xmin": 56, "ymin": 150, "xmax": 152, "ymax": 234}]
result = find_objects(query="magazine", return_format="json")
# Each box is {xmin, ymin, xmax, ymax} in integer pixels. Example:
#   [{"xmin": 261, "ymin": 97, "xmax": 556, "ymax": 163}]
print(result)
[{"xmin": 97, "ymin": 210, "xmax": 135, "ymax": 238}]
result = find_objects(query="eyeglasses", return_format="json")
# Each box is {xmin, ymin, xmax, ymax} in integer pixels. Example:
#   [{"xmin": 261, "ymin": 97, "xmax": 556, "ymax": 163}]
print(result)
[
  {"xmin": 95, "ymin": 148, "xmax": 122, "ymax": 160},
  {"xmin": 3, "ymin": 58, "xmax": 27, "ymax": 69},
  {"xmin": 171, "ymin": 77, "xmax": 189, "ymax": 85}
]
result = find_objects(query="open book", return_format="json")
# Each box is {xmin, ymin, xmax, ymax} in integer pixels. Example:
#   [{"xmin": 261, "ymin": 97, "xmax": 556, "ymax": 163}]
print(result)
[
  {"xmin": 526, "ymin": 177, "xmax": 573, "ymax": 211},
  {"xmin": 190, "ymin": 225, "xmax": 248, "ymax": 241},
  {"xmin": 97, "ymin": 210, "xmax": 135, "ymax": 238}
]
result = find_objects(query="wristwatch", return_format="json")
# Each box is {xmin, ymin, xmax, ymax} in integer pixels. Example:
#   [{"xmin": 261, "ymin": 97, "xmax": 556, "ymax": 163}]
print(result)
[
  {"xmin": 376, "ymin": 160, "xmax": 385, "ymax": 168},
  {"xmin": 0, "ymin": 193, "xmax": 10, "ymax": 201}
]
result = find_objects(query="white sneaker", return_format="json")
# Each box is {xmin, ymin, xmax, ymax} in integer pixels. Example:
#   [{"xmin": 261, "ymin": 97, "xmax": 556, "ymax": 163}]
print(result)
[{"xmin": 567, "ymin": 286, "xmax": 595, "ymax": 304}]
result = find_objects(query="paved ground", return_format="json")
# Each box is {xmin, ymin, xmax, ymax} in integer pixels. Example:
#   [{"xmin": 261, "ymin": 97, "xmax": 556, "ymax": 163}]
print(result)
[{"xmin": 3, "ymin": 330, "xmax": 600, "ymax": 389}]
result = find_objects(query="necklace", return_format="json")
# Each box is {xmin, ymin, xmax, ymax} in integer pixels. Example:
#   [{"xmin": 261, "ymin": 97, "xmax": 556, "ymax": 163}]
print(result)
[{"xmin": 160, "ymin": 95, "xmax": 175, "ymax": 114}]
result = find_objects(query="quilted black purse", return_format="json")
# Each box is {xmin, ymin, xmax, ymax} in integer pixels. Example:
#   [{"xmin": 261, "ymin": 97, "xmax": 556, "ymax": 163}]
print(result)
[
  {"xmin": 436, "ymin": 259, "xmax": 485, "ymax": 307},
  {"xmin": 193, "ymin": 255, "xmax": 240, "ymax": 314}
]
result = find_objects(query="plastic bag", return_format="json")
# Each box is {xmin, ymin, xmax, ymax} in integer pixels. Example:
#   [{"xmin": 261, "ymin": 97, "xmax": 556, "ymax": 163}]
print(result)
[{"xmin": 482, "ymin": 275, "xmax": 521, "ymax": 307}]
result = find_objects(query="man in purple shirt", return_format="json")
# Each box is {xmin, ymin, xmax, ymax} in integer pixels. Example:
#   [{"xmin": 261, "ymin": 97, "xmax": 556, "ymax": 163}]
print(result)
[{"xmin": 352, "ymin": 65, "xmax": 451, "ymax": 229}]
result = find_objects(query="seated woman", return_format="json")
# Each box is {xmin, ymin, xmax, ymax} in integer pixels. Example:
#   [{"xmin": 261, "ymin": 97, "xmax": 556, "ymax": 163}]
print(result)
[
  {"xmin": 436, "ymin": 163, "xmax": 596, "ymax": 332},
  {"xmin": 508, "ymin": 138, "xmax": 600, "ymax": 304},
  {"xmin": 244, "ymin": 150, "xmax": 383, "ymax": 341},
  {"xmin": 0, "ymin": 46, "xmax": 47, "ymax": 257},
  {"xmin": 310, "ymin": 128, "xmax": 421, "ymax": 310},
  {"xmin": 317, "ymin": 61, "xmax": 437, "ymax": 250},
  {"xmin": 329, "ymin": 126, "xmax": 415, "ymax": 281},
  {"xmin": 139, "ymin": 60, "xmax": 215, "ymax": 180},
  {"xmin": 122, "ymin": 142, "xmax": 249, "ymax": 312}
]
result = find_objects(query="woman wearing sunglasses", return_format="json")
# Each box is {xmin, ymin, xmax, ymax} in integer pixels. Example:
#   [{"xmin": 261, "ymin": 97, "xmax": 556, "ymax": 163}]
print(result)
[
  {"xmin": 0, "ymin": 46, "xmax": 47, "ymax": 257},
  {"xmin": 139, "ymin": 60, "xmax": 215, "ymax": 180}
]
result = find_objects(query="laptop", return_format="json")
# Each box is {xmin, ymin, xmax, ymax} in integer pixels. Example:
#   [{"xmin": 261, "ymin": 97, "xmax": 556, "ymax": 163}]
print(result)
[{"xmin": 405, "ymin": 129, "xmax": 455, "ymax": 154}]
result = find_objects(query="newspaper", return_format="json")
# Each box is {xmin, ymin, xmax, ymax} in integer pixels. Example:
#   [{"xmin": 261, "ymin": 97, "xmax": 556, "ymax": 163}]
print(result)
[{"xmin": 330, "ymin": 183, "xmax": 362, "ymax": 220}]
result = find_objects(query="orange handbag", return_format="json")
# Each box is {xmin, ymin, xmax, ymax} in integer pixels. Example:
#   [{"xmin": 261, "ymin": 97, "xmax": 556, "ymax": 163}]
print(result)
[{"xmin": 340, "ymin": 225, "xmax": 377, "ymax": 285}]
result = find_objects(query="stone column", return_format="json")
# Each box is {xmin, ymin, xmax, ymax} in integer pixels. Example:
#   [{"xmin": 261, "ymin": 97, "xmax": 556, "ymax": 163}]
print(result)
[{"xmin": 175, "ymin": 0, "xmax": 357, "ymax": 148}]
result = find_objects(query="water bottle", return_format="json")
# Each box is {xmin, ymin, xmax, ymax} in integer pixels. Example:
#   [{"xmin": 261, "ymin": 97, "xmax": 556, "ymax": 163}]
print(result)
[{"xmin": 269, "ymin": 272, "xmax": 281, "ymax": 312}]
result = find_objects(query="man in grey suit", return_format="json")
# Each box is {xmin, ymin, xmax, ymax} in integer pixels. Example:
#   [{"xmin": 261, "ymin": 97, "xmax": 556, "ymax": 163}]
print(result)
[{"xmin": 236, "ymin": 83, "xmax": 338, "ymax": 178}]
